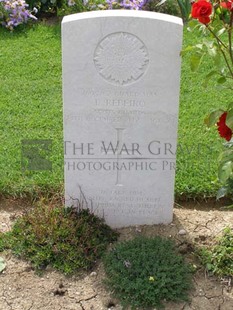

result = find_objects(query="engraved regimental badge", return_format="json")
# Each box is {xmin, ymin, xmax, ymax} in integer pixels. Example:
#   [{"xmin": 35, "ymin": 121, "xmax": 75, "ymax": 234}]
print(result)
[{"xmin": 94, "ymin": 32, "xmax": 149, "ymax": 86}]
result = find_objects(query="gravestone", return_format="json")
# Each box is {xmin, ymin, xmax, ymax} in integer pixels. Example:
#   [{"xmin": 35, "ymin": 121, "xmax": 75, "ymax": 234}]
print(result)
[{"xmin": 62, "ymin": 10, "xmax": 183, "ymax": 228}]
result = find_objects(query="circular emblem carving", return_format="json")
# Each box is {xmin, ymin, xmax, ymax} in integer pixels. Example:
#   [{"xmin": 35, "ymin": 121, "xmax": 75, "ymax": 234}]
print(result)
[{"xmin": 94, "ymin": 32, "xmax": 149, "ymax": 86}]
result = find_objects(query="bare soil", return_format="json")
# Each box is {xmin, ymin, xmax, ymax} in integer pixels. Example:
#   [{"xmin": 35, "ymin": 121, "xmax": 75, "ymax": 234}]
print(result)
[{"xmin": 0, "ymin": 198, "xmax": 232, "ymax": 310}]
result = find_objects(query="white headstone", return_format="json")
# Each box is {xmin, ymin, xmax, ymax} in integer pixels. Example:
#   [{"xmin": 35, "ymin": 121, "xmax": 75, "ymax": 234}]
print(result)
[{"xmin": 62, "ymin": 10, "xmax": 183, "ymax": 228}]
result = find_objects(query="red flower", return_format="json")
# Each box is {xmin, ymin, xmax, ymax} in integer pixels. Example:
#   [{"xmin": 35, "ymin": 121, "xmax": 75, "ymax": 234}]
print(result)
[
  {"xmin": 191, "ymin": 0, "xmax": 213, "ymax": 24},
  {"xmin": 220, "ymin": 1, "xmax": 233, "ymax": 11},
  {"xmin": 217, "ymin": 112, "xmax": 233, "ymax": 141}
]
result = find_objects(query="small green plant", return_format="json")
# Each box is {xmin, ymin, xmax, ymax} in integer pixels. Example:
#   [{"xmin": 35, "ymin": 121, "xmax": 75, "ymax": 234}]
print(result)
[
  {"xmin": 152, "ymin": 0, "xmax": 191, "ymax": 22},
  {"xmin": 103, "ymin": 236, "xmax": 193, "ymax": 309},
  {"xmin": 198, "ymin": 227, "xmax": 233, "ymax": 277},
  {"xmin": 0, "ymin": 204, "xmax": 118, "ymax": 274},
  {"xmin": 176, "ymin": 0, "xmax": 191, "ymax": 22},
  {"xmin": 145, "ymin": 0, "xmax": 181, "ymax": 17},
  {"xmin": 0, "ymin": 232, "xmax": 9, "ymax": 252}
]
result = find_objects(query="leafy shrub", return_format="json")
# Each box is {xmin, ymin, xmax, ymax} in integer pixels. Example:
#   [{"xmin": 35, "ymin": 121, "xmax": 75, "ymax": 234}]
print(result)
[
  {"xmin": 176, "ymin": 0, "xmax": 191, "ymax": 22},
  {"xmin": 0, "ymin": 232, "xmax": 8, "ymax": 252},
  {"xmin": 27, "ymin": 0, "xmax": 67, "ymax": 15},
  {"xmin": 198, "ymin": 227, "xmax": 233, "ymax": 277},
  {"xmin": 79, "ymin": 0, "xmax": 147, "ymax": 10},
  {"xmin": 26, "ymin": 0, "xmax": 61, "ymax": 12},
  {"xmin": 62, "ymin": 0, "xmax": 96, "ymax": 16},
  {"xmin": 0, "ymin": 204, "xmax": 118, "ymax": 274},
  {"xmin": 145, "ymin": 0, "xmax": 181, "ymax": 17},
  {"xmin": 28, "ymin": 0, "xmax": 96, "ymax": 16},
  {"xmin": 103, "ymin": 236, "xmax": 193, "ymax": 309}
]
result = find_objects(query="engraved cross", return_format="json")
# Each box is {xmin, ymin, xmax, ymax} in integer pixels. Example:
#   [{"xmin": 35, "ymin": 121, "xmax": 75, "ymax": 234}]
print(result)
[
  {"xmin": 101, "ymin": 127, "xmax": 125, "ymax": 186},
  {"xmin": 115, "ymin": 127, "xmax": 124, "ymax": 187}
]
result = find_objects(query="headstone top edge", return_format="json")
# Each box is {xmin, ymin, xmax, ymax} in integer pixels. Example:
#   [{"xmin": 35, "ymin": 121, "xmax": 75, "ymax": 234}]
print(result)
[{"xmin": 62, "ymin": 10, "xmax": 183, "ymax": 26}]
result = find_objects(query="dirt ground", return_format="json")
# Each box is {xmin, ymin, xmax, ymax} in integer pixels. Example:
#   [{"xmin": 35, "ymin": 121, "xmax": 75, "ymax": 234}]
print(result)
[{"xmin": 0, "ymin": 198, "xmax": 233, "ymax": 310}]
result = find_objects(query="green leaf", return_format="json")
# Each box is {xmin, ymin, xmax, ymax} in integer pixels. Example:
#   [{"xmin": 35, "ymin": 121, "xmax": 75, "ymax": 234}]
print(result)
[
  {"xmin": 202, "ymin": 70, "xmax": 218, "ymax": 88},
  {"xmin": 213, "ymin": 55, "xmax": 221, "ymax": 67},
  {"xmin": 187, "ymin": 19, "xmax": 199, "ymax": 31},
  {"xmin": 216, "ymin": 7, "xmax": 222, "ymax": 15},
  {"xmin": 216, "ymin": 28, "xmax": 226, "ymax": 37},
  {"xmin": 216, "ymin": 187, "xmax": 228, "ymax": 199},
  {"xmin": 218, "ymin": 161, "xmax": 233, "ymax": 183},
  {"xmin": 219, "ymin": 148, "xmax": 233, "ymax": 166},
  {"xmin": 207, "ymin": 47, "xmax": 217, "ymax": 57},
  {"xmin": 195, "ymin": 44, "xmax": 203, "ymax": 50},
  {"xmin": 180, "ymin": 45, "xmax": 195, "ymax": 56},
  {"xmin": 0, "ymin": 257, "xmax": 6, "ymax": 273},
  {"xmin": 203, "ymin": 39, "xmax": 213, "ymax": 48},
  {"xmin": 217, "ymin": 76, "xmax": 227, "ymax": 84},
  {"xmin": 190, "ymin": 54, "xmax": 203, "ymax": 72},
  {"xmin": 226, "ymin": 109, "xmax": 233, "ymax": 129},
  {"xmin": 206, "ymin": 263, "xmax": 214, "ymax": 271},
  {"xmin": 204, "ymin": 109, "xmax": 224, "ymax": 127},
  {"xmin": 227, "ymin": 102, "xmax": 233, "ymax": 110}
]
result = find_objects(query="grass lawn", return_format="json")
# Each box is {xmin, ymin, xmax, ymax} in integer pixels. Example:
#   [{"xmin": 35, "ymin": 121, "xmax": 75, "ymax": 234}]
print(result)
[
  {"xmin": 0, "ymin": 22, "xmax": 231, "ymax": 198},
  {"xmin": 0, "ymin": 23, "xmax": 63, "ymax": 197}
]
